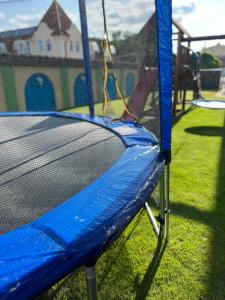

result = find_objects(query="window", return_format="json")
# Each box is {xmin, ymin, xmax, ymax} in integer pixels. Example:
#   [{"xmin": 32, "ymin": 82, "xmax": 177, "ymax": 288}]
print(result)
[
  {"xmin": 70, "ymin": 40, "xmax": 74, "ymax": 51},
  {"xmin": 26, "ymin": 41, "xmax": 30, "ymax": 54},
  {"xmin": 39, "ymin": 40, "xmax": 44, "ymax": 53},
  {"xmin": 76, "ymin": 42, "xmax": 80, "ymax": 52},
  {"xmin": 47, "ymin": 40, "xmax": 51, "ymax": 52},
  {"xmin": 13, "ymin": 40, "xmax": 30, "ymax": 55},
  {"xmin": 19, "ymin": 42, "xmax": 24, "ymax": 54},
  {"xmin": 0, "ymin": 43, "xmax": 7, "ymax": 54}
]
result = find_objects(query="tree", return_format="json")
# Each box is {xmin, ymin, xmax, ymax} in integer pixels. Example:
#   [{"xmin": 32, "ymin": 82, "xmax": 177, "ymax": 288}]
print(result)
[
  {"xmin": 200, "ymin": 52, "xmax": 222, "ymax": 69},
  {"xmin": 111, "ymin": 31, "xmax": 138, "ymax": 63}
]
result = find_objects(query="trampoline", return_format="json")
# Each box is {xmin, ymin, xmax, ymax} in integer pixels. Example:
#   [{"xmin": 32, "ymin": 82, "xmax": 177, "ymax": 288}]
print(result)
[
  {"xmin": 0, "ymin": 112, "xmax": 165, "ymax": 298},
  {"xmin": 0, "ymin": 0, "xmax": 172, "ymax": 299},
  {"xmin": 193, "ymin": 99, "xmax": 225, "ymax": 109}
]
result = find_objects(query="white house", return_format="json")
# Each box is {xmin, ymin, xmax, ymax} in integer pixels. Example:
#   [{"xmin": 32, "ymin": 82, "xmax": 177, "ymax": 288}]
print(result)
[{"xmin": 0, "ymin": 0, "xmax": 83, "ymax": 59}]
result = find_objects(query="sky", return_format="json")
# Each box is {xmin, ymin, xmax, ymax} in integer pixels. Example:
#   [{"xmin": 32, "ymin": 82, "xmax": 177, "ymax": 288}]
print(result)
[{"xmin": 0, "ymin": 0, "xmax": 224, "ymax": 51}]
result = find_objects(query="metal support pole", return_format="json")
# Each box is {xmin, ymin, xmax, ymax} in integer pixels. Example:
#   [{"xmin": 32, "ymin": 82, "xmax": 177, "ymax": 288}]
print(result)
[
  {"xmin": 165, "ymin": 164, "xmax": 170, "ymax": 242},
  {"xmin": 145, "ymin": 202, "xmax": 160, "ymax": 237},
  {"xmin": 159, "ymin": 169, "xmax": 166, "ymax": 240},
  {"xmin": 79, "ymin": 0, "xmax": 95, "ymax": 117},
  {"xmin": 85, "ymin": 265, "xmax": 98, "ymax": 300}
]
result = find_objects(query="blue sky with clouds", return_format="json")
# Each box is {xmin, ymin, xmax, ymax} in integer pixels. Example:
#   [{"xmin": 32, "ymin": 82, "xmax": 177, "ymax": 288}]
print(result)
[{"xmin": 0, "ymin": 0, "xmax": 224, "ymax": 51}]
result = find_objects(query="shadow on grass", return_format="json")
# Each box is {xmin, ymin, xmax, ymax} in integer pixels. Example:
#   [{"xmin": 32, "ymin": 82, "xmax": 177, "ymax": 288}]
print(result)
[
  {"xmin": 134, "ymin": 239, "xmax": 167, "ymax": 300},
  {"xmin": 171, "ymin": 112, "xmax": 225, "ymax": 299},
  {"xmin": 173, "ymin": 106, "xmax": 194, "ymax": 126},
  {"xmin": 98, "ymin": 210, "xmax": 145, "ymax": 289},
  {"xmin": 185, "ymin": 126, "xmax": 224, "ymax": 137},
  {"xmin": 206, "ymin": 113, "xmax": 225, "ymax": 299},
  {"xmin": 97, "ymin": 112, "xmax": 225, "ymax": 299},
  {"xmin": 39, "ymin": 232, "xmax": 137, "ymax": 300}
]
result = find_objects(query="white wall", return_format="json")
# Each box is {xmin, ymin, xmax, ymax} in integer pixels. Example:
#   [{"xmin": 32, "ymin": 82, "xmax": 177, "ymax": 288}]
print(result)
[
  {"xmin": 25, "ymin": 22, "xmax": 83, "ymax": 59},
  {"xmin": 66, "ymin": 24, "xmax": 83, "ymax": 59}
]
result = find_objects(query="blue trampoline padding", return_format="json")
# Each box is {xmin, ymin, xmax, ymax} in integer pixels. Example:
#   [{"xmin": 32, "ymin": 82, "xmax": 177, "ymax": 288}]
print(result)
[
  {"xmin": 0, "ymin": 112, "xmax": 164, "ymax": 299},
  {"xmin": 156, "ymin": 0, "xmax": 172, "ymax": 151},
  {"xmin": 192, "ymin": 99, "xmax": 225, "ymax": 110}
]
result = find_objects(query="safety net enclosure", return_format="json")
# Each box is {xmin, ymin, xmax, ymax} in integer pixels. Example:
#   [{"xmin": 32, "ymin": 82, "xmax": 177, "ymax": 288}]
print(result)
[
  {"xmin": 0, "ymin": 0, "xmax": 172, "ymax": 299},
  {"xmin": 192, "ymin": 99, "xmax": 225, "ymax": 109},
  {"xmin": 83, "ymin": 0, "xmax": 161, "ymax": 137}
]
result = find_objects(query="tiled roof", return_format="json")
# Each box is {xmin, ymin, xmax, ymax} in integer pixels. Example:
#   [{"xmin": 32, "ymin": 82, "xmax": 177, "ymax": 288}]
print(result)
[
  {"xmin": 0, "ymin": 54, "xmax": 84, "ymax": 67},
  {"xmin": 0, "ymin": 0, "xmax": 73, "ymax": 42},
  {"xmin": 0, "ymin": 27, "xmax": 37, "ymax": 39},
  {"xmin": 40, "ymin": 0, "xmax": 72, "ymax": 34},
  {"xmin": 0, "ymin": 54, "xmax": 136, "ymax": 69}
]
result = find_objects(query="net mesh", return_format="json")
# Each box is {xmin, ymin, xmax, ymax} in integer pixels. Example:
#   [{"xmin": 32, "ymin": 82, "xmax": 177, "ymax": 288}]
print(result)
[
  {"xmin": 0, "ymin": 116, "xmax": 125, "ymax": 234},
  {"xmin": 0, "ymin": 0, "xmax": 160, "ymax": 137},
  {"xmin": 85, "ymin": 0, "xmax": 160, "ymax": 138},
  {"xmin": 0, "ymin": 0, "xmax": 161, "ymax": 231}
]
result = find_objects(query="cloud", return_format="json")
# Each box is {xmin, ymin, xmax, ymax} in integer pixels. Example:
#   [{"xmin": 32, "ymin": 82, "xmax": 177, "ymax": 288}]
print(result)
[
  {"xmin": 172, "ymin": 0, "xmax": 198, "ymax": 24},
  {"xmin": 0, "ymin": 12, "xmax": 6, "ymax": 20},
  {"xmin": 9, "ymin": 14, "xmax": 41, "ymax": 29},
  {"xmin": 83, "ymin": 0, "xmax": 155, "ymax": 37},
  {"xmin": 173, "ymin": 3, "xmax": 196, "ymax": 16}
]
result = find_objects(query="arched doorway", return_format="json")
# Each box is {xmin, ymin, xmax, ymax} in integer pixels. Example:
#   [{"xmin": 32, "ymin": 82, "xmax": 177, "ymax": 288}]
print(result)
[
  {"xmin": 74, "ymin": 73, "xmax": 88, "ymax": 107},
  {"xmin": 126, "ymin": 73, "xmax": 135, "ymax": 96},
  {"xmin": 25, "ymin": 73, "xmax": 56, "ymax": 111},
  {"xmin": 106, "ymin": 73, "xmax": 117, "ymax": 100}
]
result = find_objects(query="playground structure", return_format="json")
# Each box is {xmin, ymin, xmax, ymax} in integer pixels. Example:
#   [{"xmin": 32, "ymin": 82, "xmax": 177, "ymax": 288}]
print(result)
[
  {"xmin": 173, "ymin": 26, "xmax": 225, "ymax": 116},
  {"xmin": 0, "ymin": 1, "xmax": 172, "ymax": 299}
]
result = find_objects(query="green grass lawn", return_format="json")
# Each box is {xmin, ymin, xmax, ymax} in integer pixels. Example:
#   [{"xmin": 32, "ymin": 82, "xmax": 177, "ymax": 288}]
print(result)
[
  {"xmin": 41, "ymin": 91, "xmax": 225, "ymax": 299},
  {"xmin": 65, "ymin": 98, "xmax": 126, "ymax": 118},
  {"xmin": 66, "ymin": 90, "xmax": 224, "ymax": 118},
  {"xmin": 186, "ymin": 90, "xmax": 224, "ymax": 101}
]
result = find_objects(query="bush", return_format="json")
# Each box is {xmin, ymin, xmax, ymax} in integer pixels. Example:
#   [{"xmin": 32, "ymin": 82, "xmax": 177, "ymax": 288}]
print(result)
[{"xmin": 200, "ymin": 52, "xmax": 223, "ymax": 69}]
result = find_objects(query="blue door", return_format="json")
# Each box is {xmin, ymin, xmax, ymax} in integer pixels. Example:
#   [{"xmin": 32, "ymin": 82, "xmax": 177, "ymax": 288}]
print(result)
[
  {"xmin": 126, "ymin": 73, "xmax": 135, "ymax": 96},
  {"xmin": 74, "ymin": 73, "xmax": 88, "ymax": 107},
  {"xmin": 25, "ymin": 73, "xmax": 56, "ymax": 111},
  {"xmin": 107, "ymin": 73, "xmax": 117, "ymax": 100}
]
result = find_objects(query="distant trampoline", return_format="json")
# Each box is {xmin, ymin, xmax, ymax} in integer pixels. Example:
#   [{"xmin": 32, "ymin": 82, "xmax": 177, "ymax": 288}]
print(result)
[{"xmin": 193, "ymin": 99, "xmax": 225, "ymax": 109}]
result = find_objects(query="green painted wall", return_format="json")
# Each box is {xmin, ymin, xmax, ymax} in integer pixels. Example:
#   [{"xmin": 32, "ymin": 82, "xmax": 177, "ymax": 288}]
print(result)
[
  {"xmin": 0, "ymin": 66, "xmax": 18, "ymax": 111},
  {"xmin": 59, "ymin": 67, "xmax": 71, "ymax": 108}
]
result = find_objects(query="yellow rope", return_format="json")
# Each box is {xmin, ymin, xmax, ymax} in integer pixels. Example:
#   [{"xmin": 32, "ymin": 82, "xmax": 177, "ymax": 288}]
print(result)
[{"xmin": 102, "ymin": 35, "xmax": 136, "ymax": 119}]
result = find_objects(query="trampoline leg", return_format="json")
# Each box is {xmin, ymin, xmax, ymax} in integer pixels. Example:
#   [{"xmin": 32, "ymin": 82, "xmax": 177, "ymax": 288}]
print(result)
[
  {"xmin": 159, "ymin": 169, "xmax": 166, "ymax": 240},
  {"xmin": 165, "ymin": 164, "xmax": 170, "ymax": 243},
  {"xmin": 145, "ymin": 202, "xmax": 160, "ymax": 237},
  {"xmin": 85, "ymin": 265, "xmax": 98, "ymax": 300}
]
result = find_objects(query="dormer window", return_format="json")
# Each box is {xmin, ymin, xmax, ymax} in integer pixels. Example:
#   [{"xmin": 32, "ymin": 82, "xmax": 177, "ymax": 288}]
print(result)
[{"xmin": 47, "ymin": 40, "xmax": 51, "ymax": 52}]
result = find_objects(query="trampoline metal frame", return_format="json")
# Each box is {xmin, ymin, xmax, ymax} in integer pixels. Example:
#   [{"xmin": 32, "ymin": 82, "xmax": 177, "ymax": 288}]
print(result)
[{"xmin": 84, "ymin": 165, "xmax": 170, "ymax": 300}]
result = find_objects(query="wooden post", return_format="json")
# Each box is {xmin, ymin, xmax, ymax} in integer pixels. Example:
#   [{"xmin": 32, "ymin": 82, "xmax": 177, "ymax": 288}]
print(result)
[{"xmin": 173, "ymin": 32, "xmax": 182, "ymax": 116}]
